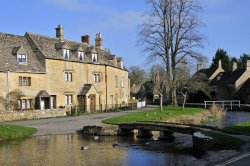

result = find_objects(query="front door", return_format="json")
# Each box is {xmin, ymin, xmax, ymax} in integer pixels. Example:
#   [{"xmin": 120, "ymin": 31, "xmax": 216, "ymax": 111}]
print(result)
[
  {"xmin": 41, "ymin": 99, "xmax": 45, "ymax": 109},
  {"xmin": 89, "ymin": 95, "xmax": 96, "ymax": 112}
]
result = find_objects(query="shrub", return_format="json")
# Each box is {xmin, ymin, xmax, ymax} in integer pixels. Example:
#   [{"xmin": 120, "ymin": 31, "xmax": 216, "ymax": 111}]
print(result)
[
  {"xmin": 167, "ymin": 105, "xmax": 226, "ymax": 125},
  {"xmin": 0, "ymin": 97, "xmax": 6, "ymax": 112}
]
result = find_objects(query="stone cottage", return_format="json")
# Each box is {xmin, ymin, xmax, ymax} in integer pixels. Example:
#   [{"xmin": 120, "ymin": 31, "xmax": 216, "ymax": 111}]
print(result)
[
  {"xmin": 0, "ymin": 25, "xmax": 130, "ymax": 112},
  {"xmin": 195, "ymin": 60, "xmax": 250, "ymax": 103}
]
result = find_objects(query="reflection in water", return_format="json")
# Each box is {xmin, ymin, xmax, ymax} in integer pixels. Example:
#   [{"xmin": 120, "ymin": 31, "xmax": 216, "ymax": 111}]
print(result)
[
  {"xmin": 207, "ymin": 111, "xmax": 250, "ymax": 128},
  {"xmin": 0, "ymin": 133, "xmax": 199, "ymax": 166}
]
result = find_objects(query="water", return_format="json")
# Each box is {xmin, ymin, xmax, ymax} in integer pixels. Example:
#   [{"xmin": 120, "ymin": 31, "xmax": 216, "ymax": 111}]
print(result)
[
  {"xmin": 1, "ymin": 111, "xmax": 249, "ymax": 166},
  {"xmin": 207, "ymin": 111, "xmax": 250, "ymax": 128},
  {"xmin": 0, "ymin": 133, "xmax": 199, "ymax": 166}
]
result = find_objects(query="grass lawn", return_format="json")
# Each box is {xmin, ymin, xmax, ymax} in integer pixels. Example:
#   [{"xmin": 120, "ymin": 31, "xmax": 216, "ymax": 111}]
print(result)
[
  {"xmin": 0, "ymin": 124, "xmax": 37, "ymax": 140},
  {"xmin": 201, "ymin": 131, "xmax": 245, "ymax": 150},
  {"xmin": 224, "ymin": 121, "xmax": 250, "ymax": 136},
  {"xmin": 102, "ymin": 106, "xmax": 204, "ymax": 125}
]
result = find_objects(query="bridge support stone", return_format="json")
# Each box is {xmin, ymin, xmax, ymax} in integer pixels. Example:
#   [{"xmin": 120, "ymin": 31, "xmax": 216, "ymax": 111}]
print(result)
[
  {"xmin": 118, "ymin": 128, "xmax": 134, "ymax": 136},
  {"xmin": 158, "ymin": 131, "xmax": 175, "ymax": 141},
  {"xmin": 192, "ymin": 132, "xmax": 215, "ymax": 152},
  {"xmin": 137, "ymin": 129, "xmax": 153, "ymax": 138}
]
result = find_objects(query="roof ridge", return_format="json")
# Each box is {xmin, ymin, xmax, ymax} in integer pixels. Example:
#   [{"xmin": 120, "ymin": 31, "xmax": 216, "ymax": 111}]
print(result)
[
  {"xmin": 0, "ymin": 32, "xmax": 24, "ymax": 38},
  {"xmin": 26, "ymin": 32, "xmax": 91, "ymax": 46}
]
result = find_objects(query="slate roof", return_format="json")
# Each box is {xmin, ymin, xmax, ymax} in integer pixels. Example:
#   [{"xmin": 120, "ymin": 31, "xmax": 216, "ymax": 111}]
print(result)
[
  {"xmin": 0, "ymin": 33, "xmax": 45, "ymax": 73},
  {"xmin": 0, "ymin": 30, "xmax": 126, "ymax": 73},
  {"xmin": 195, "ymin": 67, "xmax": 217, "ymax": 81},
  {"xmin": 209, "ymin": 69, "xmax": 245, "ymax": 86},
  {"xmin": 36, "ymin": 90, "xmax": 50, "ymax": 97},
  {"xmin": 79, "ymin": 84, "xmax": 92, "ymax": 95},
  {"xmin": 26, "ymin": 32, "xmax": 118, "ymax": 67},
  {"xmin": 238, "ymin": 78, "xmax": 250, "ymax": 95}
]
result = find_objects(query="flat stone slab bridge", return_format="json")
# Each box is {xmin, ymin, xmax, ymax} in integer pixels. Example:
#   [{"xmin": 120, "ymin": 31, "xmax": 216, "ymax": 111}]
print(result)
[
  {"xmin": 83, "ymin": 121, "xmax": 216, "ymax": 151},
  {"xmin": 118, "ymin": 121, "xmax": 209, "ymax": 139}
]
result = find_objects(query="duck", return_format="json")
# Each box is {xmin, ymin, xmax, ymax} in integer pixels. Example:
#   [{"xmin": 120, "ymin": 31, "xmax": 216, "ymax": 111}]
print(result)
[
  {"xmin": 93, "ymin": 136, "xmax": 99, "ymax": 141},
  {"xmin": 81, "ymin": 146, "xmax": 89, "ymax": 150}
]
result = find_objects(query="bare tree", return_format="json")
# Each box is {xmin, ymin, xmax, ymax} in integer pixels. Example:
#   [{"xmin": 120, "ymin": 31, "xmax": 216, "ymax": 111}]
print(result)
[
  {"xmin": 129, "ymin": 66, "xmax": 147, "ymax": 87},
  {"xmin": 138, "ymin": 0, "xmax": 204, "ymax": 106},
  {"xmin": 177, "ymin": 67, "xmax": 210, "ymax": 110},
  {"xmin": 150, "ymin": 65, "xmax": 170, "ymax": 111}
]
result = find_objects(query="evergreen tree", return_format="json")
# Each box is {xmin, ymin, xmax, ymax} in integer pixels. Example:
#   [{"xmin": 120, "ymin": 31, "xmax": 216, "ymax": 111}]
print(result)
[
  {"xmin": 210, "ymin": 49, "xmax": 231, "ymax": 71},
  {"xmin": 238, "ymin": 53, "xmax": 250, "ymax": 69}
]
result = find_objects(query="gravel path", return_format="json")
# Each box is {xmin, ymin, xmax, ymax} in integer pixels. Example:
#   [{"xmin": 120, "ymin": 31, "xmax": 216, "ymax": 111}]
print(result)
[{"xmin": 1, "ymin": 105, "xmax": 159, "ymax": 136}]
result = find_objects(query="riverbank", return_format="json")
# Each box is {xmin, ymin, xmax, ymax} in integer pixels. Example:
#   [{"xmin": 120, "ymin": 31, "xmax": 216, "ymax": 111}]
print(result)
[{"xmin": 0, "ymin": 124, "xmax": 37, "ymax": 141}]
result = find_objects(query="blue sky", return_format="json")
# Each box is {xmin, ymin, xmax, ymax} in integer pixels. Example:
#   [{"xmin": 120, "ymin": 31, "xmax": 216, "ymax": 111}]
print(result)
[{"xmin": 1, "ymin": 0, "xmax": 250, "ymax": 69}]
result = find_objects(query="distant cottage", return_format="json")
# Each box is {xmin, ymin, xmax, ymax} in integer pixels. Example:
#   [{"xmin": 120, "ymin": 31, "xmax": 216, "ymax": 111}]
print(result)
[
  {"xmin": 0, "ymin": 25, "xmax": 130, "ymax": 112},
  {"xmin": 195, "ymin": 60, "xmax": 250, "ymax": 103}
]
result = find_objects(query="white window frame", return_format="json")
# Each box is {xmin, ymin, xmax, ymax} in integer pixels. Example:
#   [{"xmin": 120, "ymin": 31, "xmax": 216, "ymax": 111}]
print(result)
[
  {"xmin": 93, "ymin": 73, "xmax": 100, "ymax": 83},
  {"xmin": 65, "ymin": 95, "xmax": 73, "ymax": 105},
  {"xmin": 63, "ymin": 49, "xmax": 70, "ymax": 59},
  {"xmin": 78, "ymin": 51, "xmax": 85, "ymax": 61},
  {"xmin": 92, "ymin": 53, "xmax": 98, "ymax": 62},
  {"xmin": 17, "ymin": 54, "xmax": 27, "ymax": 64},
  {"xmin": 64, "ymin": 72, "xmax": 73, "ymax": 82}
]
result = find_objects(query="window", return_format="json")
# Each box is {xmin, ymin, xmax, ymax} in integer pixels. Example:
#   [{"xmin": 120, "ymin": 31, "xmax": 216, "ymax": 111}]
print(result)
[
  {"xmin": 121, "ymin": 77, "xmax": 124, "ymax": 88},
  {"xmin": 93, "ymin": 73, "xmax": 100, "ymax": 83},
  {"xmin": 64, "ymin": 72, "xmax": 73, "ymax": 82},
  {"xmin": 78, "ymin": 51, "xmax": 85, "ymax": 61},
  {"xmin": 19, "ymin": 76, "xmax": 31, "ymax": 86},
  {"xmin": 65, "ymin": 95, "xmax": 73, "ymax": 105},
  {"xmin": 63, "ymin": 49, "xmax": 70, "ymax": 59},
  {"xmin": 92, "ymin": 53, "xmax": 98, "ymax": 62},
  {"xmin": 17, "ymin": 99, "xmax": 32, "ymax": 110},
  {"xmin": 17, "ymin": 54, "xmax": 27, "ymax": 64},
  {"xmin": 115, "ymin": 76, "xmax": 118, "ymax": 87}
]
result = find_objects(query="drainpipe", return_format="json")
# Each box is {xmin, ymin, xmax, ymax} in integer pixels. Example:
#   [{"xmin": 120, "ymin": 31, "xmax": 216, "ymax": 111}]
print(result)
[
  {"xmin": 105, "ymin": 65, "xmax": 108, "ymax": 111},
  {"xmin": 7, "ymin": 70, "xmax": 10, "ymax": 111}
]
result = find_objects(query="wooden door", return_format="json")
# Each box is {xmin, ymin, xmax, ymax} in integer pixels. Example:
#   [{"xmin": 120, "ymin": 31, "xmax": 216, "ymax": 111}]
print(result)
[{"xmin": 89, "ymin": 95, "xmax": 96, "ymax": 112}]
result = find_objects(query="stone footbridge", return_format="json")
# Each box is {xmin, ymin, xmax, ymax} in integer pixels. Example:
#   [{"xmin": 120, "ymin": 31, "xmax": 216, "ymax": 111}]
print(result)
[{"xmin": 83, "ymin": 121, "xmax": 216, "ymax": 152}]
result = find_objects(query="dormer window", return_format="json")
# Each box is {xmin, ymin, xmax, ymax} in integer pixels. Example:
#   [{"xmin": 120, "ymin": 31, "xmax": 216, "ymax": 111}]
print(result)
[
  {"xmin": 92, "ymin": 53, "xmax": 98, "ymax": 62},
  {"xmin": 78, "ymin": 51, "xmax": 85, "ymax": 61},
  {"xmin": 17, "ymin": 54, "xmax": 27, "ymax": 64},
  {"xmin": 63, "ymin": 49, "xmax": 70, "ymax": 59}
]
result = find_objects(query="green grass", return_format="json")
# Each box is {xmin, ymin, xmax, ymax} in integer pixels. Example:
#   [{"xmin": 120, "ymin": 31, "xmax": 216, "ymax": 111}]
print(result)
[
  {"xmin": 0, "ymin": 124, "xmax": 37, "ymax": 140},
  {"xmin": 224, "ymin": 121, "xmax": 250, "ymax": 136},
  {"xmin": 201, "ymin": 131, "xmax": 245, "ymax": 150},
  {"xmin": 102, "ymin": 106, "xmax": 204, "ymax": 125}
]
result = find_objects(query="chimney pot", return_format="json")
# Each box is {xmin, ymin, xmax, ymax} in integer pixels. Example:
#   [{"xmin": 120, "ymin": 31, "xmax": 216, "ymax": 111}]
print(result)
[
  {"xmin": 95, "ymin": 32, "xmax": 103, "ymax": 49},
  {"xmin": 218, "ymin": 60, "xmax": 222, "ymax": 68},
  {"xmin": 246, "ymin": 60, "xmax": 250, "ymax": 71},
  {"xmin": 197, "ymin": 64, "xmax": 202, "ymax": 71},
  {"xmin": 232, "ymin": 62, "xmax": 237, "ymax": 71},
  {"xmin": 81, "ymin": 35, "xmax": 90, "ymax": 45},
  {"xmin": 55, "ymin": 25, "xmax": 64, "ymax": 41}
]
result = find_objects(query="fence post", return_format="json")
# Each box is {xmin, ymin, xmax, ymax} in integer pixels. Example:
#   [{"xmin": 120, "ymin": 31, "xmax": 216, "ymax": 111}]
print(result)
[{"xmin": 204, "ymin": 101, "xmax": 206, "ymax": 108}]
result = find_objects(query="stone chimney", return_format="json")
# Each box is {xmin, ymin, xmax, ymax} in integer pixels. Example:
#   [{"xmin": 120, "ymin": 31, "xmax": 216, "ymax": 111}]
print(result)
[
  {"xmin": 197, "ymin": 64, "xmax": 202, "ymax": 71},
  {"xmin": 232, "ymin": 62, "xmax": 237, "ymax": 71},
  {"xmin": 81, "ymin": 35, "xmax": 90, "ymax": 45},
  {"xmin": 95, "ymin": 33, "xmax": 103, "ymax": 49},
  {"xmin": 246, "ymin": 60, "xmax": 250, "ymax": 71},
  {"xmin": 117, "ymin": 58, "xmax": 124, "ymax": 69},
  {"xmin": 55, "ymin": 25, "xmax": 64, "ymax": 41},
  {"xmin": 218, "ymin": 60, "xmax": 222, "ymax": 68}
]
